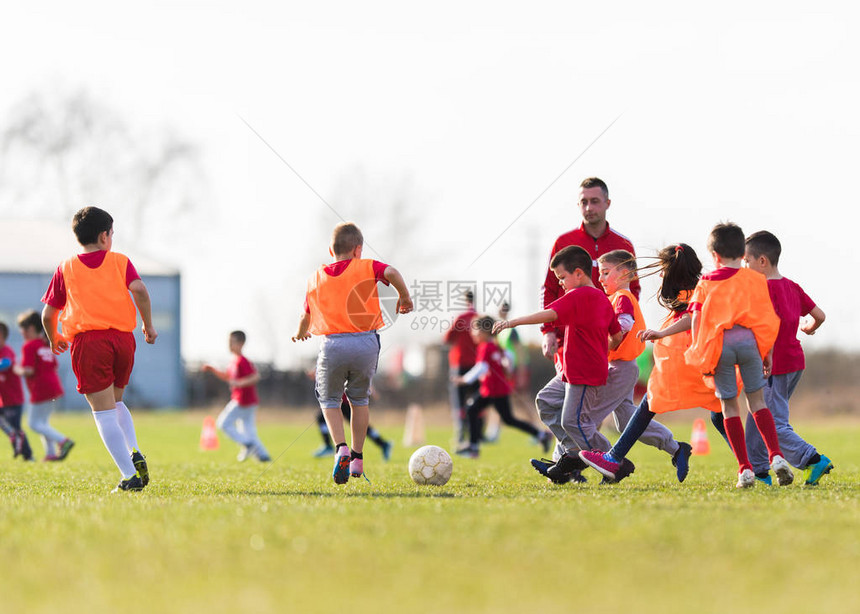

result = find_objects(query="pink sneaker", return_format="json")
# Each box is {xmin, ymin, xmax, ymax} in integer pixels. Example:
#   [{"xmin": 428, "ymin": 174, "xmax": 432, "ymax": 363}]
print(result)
[
  {"xmin": 43, "ymin": 454, "xmax": 61, "ymax": 462},
  {"xmin": 578, "ymin": 449, "xmax": 621, "ymax": 480},
  {"xmin": 349, "ymin": 457, "xmax": 364, "ymax": 478}
]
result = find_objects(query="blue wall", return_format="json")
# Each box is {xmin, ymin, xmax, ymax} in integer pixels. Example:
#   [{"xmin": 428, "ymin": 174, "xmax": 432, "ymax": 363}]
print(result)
[{"xmin": 0, "ymin": 271, "xmax": 184, "ymax": 410}]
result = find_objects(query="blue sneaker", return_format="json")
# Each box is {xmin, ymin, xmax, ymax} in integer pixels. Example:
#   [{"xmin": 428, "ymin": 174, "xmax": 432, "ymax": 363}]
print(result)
[
  {"xmin": 672, "ymin": 442, "xmax": 692, "ymax": 483},
  {"xmin": 804, "ymin": 455, "xmax": 834, "ymax": 485},
  {"xmin": 332, "ymin": 447, "xmax": 351, "ymax": 485},
  {"xmin": 755, "ymin": 473, "xmax": 773, "ymax": 486}
]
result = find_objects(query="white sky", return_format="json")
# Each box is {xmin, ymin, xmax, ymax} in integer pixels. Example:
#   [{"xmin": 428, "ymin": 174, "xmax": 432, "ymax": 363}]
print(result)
[{"xmin": 3, "ymin": 2, "xmax": 858, "ymax": 369}]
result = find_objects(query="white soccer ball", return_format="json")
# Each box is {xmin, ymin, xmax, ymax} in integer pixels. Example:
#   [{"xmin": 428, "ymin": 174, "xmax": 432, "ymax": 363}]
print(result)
[{"xmin": 408, "ymin": 445, "xmax": 453, "ymax": 486}]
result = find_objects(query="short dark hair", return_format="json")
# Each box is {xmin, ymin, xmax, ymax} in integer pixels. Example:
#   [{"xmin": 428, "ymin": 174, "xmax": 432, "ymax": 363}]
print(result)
[
  {"xmin": 580, "ymin": 177, "xmax": 609, "ymax": 200},
  {"xmin": 598, "ymin": 249, "xmax": 637, "ymax": 273},
  {"xmin": 745, "ymin": 230, "xmax": 781, "ymax": 266},
  {"xmin": 331, "ymin": 222, "xmax": 364, "ymax": 257},
  {"xmin": 472, "ymin": 315, "xmax": 496, "ymax": 335},
  {"xmin": 230, "ymin": 330, "xmax": 246, "ymax": 344},
  {"xmin": 551, "ymin": 245, "xmax": 592, "ymax": 276},
  {"xmin": 0, "ymin": 321, "xmax": 8, "ymax": 340},
  {"xmin": 73, "ymin": 206, "xmax": 113, "ymax": 246},
  {"xmin": 17, "ymin": 310, "xmax": 41, "ymax": 331},
  {"xmin": 707, "ymin": 222, "xmax": 745, "ymax": 260}
]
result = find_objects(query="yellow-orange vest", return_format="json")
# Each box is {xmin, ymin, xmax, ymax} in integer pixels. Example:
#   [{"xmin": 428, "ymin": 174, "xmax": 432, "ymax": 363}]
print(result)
[
  {"xmin": 685, "ymin": 268, "xmax": 779, "ymax": 375},
  {"xmin": 607, "ymin": 289, "xmax": 645, "ymax": 362},
  {"xmin": 306, "ymin": 259, "xmax": 384, "ymax": 335},
  {"xmin": 59, "ymin": 252, "xmax": 137, "ymax": 339},
  {"xmin": 648, "ymin": 312, "xmax": 723, "ymax": 414}
]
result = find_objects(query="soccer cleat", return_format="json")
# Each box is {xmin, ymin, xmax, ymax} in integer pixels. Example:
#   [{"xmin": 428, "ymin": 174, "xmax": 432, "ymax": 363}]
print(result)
[
  {"xmin": 112, "ymin": 474, "xmax": 145, "ymax": 493},
  {"xmin": 803, "ymin": 455, "xmax": 834, "ymax": 486},
  {"xmin": 312, "ymin": 443, "xmax": 335, "ymax": 458},
  {"xmin": 579, "ymin": 449, "xmax": 621, "ymax": 481},
  {"xmin": 455, "ymin": 445, "xmax": 479, "ymax": 459},
  {"xmin": 43, "ymin": 454, "xmax": 61, "ymax": 462},
  {"xmin": 736, "ymin": 469, "xmax": 755, "ymax": 488},
  {"xmin": 57, "ymin": 439, "xmax": 75, "ymax": 460},
  {"xmin": 332, "ymin": 447, "xmax": 351, "ymax": 484},
  {"xmin": 131, "ymin": 450, "xmax": 149, "ymax": 487},
  {"xmin": 672, "ymin": 442, "xmax": 692, "ymax": 483},
  {"xmin": 546, "ymin": 453, "xmax": 587, "ymax": 484},
  {"xmin": 381, "ymin": 440, "xmax": 393, "ymax": 461},
  {"xmin": 770, "ymin": 455, "xmax": 794, "ymax": 486},
  {"xmin": 236, "ymin": 443, "xmax": 255, "ymax": 462},
  {"xmin": 755, "ymin": 473, "xmax": 773, "ymax": 486},
  {"xmin": 349, "ymin": 457, "xmax": 364, "ymax": 478}
]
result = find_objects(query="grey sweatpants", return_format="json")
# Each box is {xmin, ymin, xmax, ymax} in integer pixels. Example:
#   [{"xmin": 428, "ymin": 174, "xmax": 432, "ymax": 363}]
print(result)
[
  {"xmin": 535, "ymin": 363, "xmax": 679, "ymax": 460},
  {"xmin": 746, "ymin": 370, "xmax": 817, "ymax": 474}
]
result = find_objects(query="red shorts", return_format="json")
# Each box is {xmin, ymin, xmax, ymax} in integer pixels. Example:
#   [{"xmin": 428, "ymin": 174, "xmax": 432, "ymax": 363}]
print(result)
[{"xmin": 70, "ymin": 329, "xmax": 136, "ymax": 394}]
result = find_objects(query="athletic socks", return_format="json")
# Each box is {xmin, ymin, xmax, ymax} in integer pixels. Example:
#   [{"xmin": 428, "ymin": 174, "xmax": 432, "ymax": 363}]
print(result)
[
  {"xmin": 115, "ymin": 401, "xmax": 140, "ymax": 452},
  {"xmin": 350, "ymin": 450, "xmax": 363, "ymax": 460},
  {"xmin": 724, "ymin": 415, "xmax": 752, "ymax": 472},
  {"xmin": 93, "ymin": 408, "xmax": 137, "ymax": 479},
  {"xmin": 751, "ymin": 408, "xmax": 783, "ymax": 461}
]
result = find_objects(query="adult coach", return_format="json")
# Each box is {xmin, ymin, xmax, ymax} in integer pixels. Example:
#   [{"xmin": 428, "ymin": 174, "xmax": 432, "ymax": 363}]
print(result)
[{"xmin": 541, "ymin": 177, "xmax": 640, "ymax": 360}]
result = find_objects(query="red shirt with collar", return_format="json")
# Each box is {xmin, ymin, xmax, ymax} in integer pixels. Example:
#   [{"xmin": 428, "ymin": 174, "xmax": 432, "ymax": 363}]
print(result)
[{"xmin": 541, "ymin": 222, "xmax": 639, "ymax": 335}]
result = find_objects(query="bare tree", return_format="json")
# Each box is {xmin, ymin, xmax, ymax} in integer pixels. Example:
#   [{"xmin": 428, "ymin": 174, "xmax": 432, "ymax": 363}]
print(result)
[{"xmin": 0, "ymin": 87, "xmax": 205, "ymax": 257}]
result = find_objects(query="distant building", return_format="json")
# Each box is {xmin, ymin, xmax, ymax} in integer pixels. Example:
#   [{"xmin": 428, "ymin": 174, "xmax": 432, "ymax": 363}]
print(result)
[{"xmin": 0, "ymin": 219, "xmax": 183, "ymax": 410}]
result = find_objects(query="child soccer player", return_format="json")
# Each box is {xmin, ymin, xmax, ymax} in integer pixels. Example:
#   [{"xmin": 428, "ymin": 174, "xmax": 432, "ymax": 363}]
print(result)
[
  {"xmin": 41, "ymin": 206, "xmax": 155, "ymax": 492},
  {"xmin": 16, "ymin": 310, "xmax": 73, "ymax": 461},
  {"xmin": 452, "ymin": 315, "xmax": 551, "ymax": 458},
  {"xmin": 493, "ymin": 245, "xmax": 623, "ymax": 484},
  {"xmin": 203, "ymin": 330, "xmax": 271, "ymax": 462},
  {"xmin": 0, "ymin": 321, "xmax": 34, "ymax": 461},
  {"xmin": 595, "ymin": 250, "xmax": 692, "ymax": 481},
  {"xmin": 684, "ymin": 222, "xmax": 790, "ymax": 488},
  {"xmin": 581, "ymin": 244, "xmax": 729, "ymax": 482},
  {"xmin": 742, "ymin": 231, "xmax": 831, "ymax": 484},
  {"xmin": 292, "ymin": 222, "xmax": 413, "ymax": 484}
]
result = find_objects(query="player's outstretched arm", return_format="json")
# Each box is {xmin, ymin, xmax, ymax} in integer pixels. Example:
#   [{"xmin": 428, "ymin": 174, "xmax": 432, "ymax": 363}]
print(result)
[
  {"xmin": 383, "ymin": 266, "xmax": 413, "ymax": 314},
  {"xmin": 494, "ymin": 309, "xmax": 557, "ymax": 335},
  {"xmin": 292, "ymin": 312, "xmax": 312, "ymax": 342},
  {"xmin": 639, "ymin": 313, "xmax": 691, "ymax": 341},
  {"xmin": 41, "ymin": 305, "xmax": 69, "ymax": 355},
  {"xmin": 129, "ymin": 279, "xmax": 158, "ymax": 344}
]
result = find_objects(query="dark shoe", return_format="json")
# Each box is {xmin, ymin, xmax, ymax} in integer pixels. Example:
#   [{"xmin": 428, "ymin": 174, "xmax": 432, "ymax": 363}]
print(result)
[
  {"xmin": 58, "ymin": 439, "xmax": 75, "ymax": 461},
  {"xmin": 131, "ymin": 450, "xmax": 149, "ymax": 487},
  {"xmin": 542, "ymin": 454, "xmax": 587, "ymax": 484},
  {"xmin": 112, "ymin": 474, "xmax": 145, "ymax": 492},
  {"xmin": 672, "ymin": 442, "xmax": 692, "ymax": 483},
  {"xmin": 531, "ymin": 457, "xmax": 589, "ymax": 485}
]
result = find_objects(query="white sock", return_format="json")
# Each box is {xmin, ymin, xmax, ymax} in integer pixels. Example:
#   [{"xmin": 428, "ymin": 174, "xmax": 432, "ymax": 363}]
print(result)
[
  {"xmin": 115, "ymin": 401, "xmax": 140, "ymax": 452},
  {"xmin": 92, "ymin": 408, "xmax": 137, "ymax": 479}
]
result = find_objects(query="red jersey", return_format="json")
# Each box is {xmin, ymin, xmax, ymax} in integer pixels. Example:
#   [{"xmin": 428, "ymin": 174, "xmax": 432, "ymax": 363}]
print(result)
[
  {"xmin": 541, "ymin": 222, "xmax": 639, "ymax": 335},
  {"xmin": 0, "ymin": 345, "xmax": 25, "ymax": 406},
  {"xmin": 41, "ymin": 250, "xmax": 141, "ymax": 310},
  {"xmin": 548, "ymin": 286, "xmax": 620, "ymax": 386},
  {"xmin": 475, "ymin": 341, "xmax": 512, "ymax": 397},
  {"xmin": 767, "ymin": 277, "xmax": 817, "ymax": 376},
  {"xmin": 229, "ymin": 354, "xmax": 259, "ymax": 406},
  {"xmin": 444, "ymin": 309, "xmax": 477, "ymax": 369},
  {"xmin": 20, "ymin": 338, "xmax": 64, "ymax": 403}
]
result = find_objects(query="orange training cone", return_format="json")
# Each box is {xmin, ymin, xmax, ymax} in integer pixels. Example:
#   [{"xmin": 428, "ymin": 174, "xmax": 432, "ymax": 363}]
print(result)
[
  {"xmin": 691, "ymin": 418, "xmax": 710, "ymax": 456},
  {"xmin": 200, "ymin": 415, "xmax": 220, "ymax": 451}
]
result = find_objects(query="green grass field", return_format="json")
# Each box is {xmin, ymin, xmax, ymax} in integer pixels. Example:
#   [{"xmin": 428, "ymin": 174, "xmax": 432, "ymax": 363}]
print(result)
[{"xmin": 2, "ymin": 411, "xmax": 858, "ymax": 614}]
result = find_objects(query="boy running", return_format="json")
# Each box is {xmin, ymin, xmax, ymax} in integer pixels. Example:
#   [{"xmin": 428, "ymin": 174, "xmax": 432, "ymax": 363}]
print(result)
[
  {"xmin": 293, "ymin": 222, "xmax": 412, "ymax": 484},
  {"xmin": 41, "ymin": 206, "xmax": 155, "ymax": 492}
]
